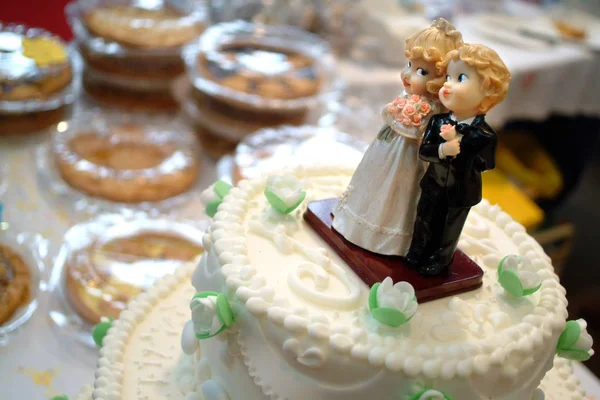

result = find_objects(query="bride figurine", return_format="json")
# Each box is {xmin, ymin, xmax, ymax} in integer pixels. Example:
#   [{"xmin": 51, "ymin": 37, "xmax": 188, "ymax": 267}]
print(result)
[{"xmin": 332, "ymin": 19, "xmax": 463, "ymax": 256}]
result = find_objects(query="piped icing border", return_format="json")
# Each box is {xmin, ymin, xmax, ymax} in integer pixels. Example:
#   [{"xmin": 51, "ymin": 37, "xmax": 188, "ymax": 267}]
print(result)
[
  {"xmin": 90, "ymin": 262, "xmax": 197, "ymax": 400},
  {"xmin": 203, "ymin": 164, "xmax": 568, "ymax": 382}
]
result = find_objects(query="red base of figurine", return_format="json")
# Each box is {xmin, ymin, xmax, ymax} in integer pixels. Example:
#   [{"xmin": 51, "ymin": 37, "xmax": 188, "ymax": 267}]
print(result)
[{"xmin": 304, "ymin": 198, "xmax": 484, "ymax": 303}]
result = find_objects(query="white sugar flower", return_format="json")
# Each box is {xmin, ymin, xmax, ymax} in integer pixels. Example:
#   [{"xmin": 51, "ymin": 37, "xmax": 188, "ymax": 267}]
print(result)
[
  {"xmin": 369, "ymin": 277, "xmax": 418, "ymax": 327},
  {"xmin": 574, "ymin": 319, "xmax": 594, "ymax": 353},
  {"xmin": 498, "ymin": 255, "xmax": 542, "ymax": 297},
  {"xmin": 409, "ymin": 388, "xmax": 453, "ymax": 400},
  {"xmin": 191, "ymin": 295, "xmax": 221, "ymax": 337},
  {"xmin": 201, "ymin": 181, "xmax": 232, "ymax": 218},
  {"xmin": 557, "ymin": 318, "xmax": 594, "ymax": 361},
  {"xmin": 190, "ymin": 292, "xmax": 235, "ymax": 339},
  {"xmin": 417, "ymin": 390, "xmax": 447, "ymax": 400},
  {"xmin": 265, "ymin": 174, "xmax": 306, "ymax": 214},
  {"xmin": 200, "ymin": 184, "xmax": 220, "ymax": 205}
]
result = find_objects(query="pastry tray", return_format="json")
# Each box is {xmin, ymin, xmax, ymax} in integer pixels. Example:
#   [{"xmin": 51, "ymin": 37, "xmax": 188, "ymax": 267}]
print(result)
[
  {"xmin": 183, "ymin": 20, "xmax": 339, "ymax": 113},
  {"xmin": 0, "ymin": 231, "xmax": 48, "ymax": 341},
  {"xmin": 0, "ymin": 24, "xmax": 82, "ymax": 114},
  {"xmin": 36, "ymin": 109, "xmax": 205, "ymax": 216},
  {"xmin": 66, "ymin": 0, "xmax": 206, "ymax": 57},
  {"xmin": 47, "ymin": 212, "xmax": 206, "ymax": 348}
]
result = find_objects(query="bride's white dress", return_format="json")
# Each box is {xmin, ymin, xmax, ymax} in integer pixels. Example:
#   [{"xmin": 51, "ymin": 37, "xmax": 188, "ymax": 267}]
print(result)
[{"xmin": 332, "ymin": 93, "xmax": 440, "ymax": 256}]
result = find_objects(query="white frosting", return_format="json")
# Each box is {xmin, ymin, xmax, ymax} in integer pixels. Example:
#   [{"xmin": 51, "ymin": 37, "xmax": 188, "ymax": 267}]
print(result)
[
  {"xmin": 189, "ymin": 164, "xmax": 569, "ymax": 400},
  {"xmin": 87, "ymin": 164, "xmax": 582, "ymax": 400}
]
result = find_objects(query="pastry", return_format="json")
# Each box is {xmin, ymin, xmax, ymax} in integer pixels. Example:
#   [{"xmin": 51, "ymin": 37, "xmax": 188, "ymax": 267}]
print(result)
[
  {"xmin": 54, "ymin": 120, "xmax": 199, "ymax": 203},
  {"xmin": 0, "ymin": 244, "xmax": 31, "ymax": 325},
  {"xmin": 78, "ymin": 43, "xmax": 185, "ymax": 79},
  {"xmin": 0, "ymin": 105, "xmax": 71, "ymax": 136},
  {"xmin": 82, "ymin": 66, "xmax": 178, "ymax": 110},
  {"xmin": 553, "ymin": 20, "xmax": 586, "ymax": 40},
  {"xmin": 186, "ymin": 21, "xmax": 335, "ymax": 114},
  {"xmin": 198, "ymin": 42, "xmax": 321, "ymax": 100},
  {"xmin": 0, "ymin": 31, "xmax": 72, "ymax": 101},
  {"xmin": 191, "ymin": 123, "xmax": 239, "ymax": 160},
  {"xmin": 67, "ymin": 0, "xmax": 204, "ymax": 108},
  {"xmin": 82, "ymin": 5, "xmax": 204, "ymax": 49},
  {"xmin": 65, "ymin": 228, "xmax": 203, "ymax": 324},
  {"xmin": 0, "ymin": 25, "xmax": 76, "ymax": 134},
  {"xmin": 181, "ymin": 90, "xmax": 308, "ymax": 159},
  {"xmin": 83, "ymin": 165, "xmax": 592, "ymax": 400}
]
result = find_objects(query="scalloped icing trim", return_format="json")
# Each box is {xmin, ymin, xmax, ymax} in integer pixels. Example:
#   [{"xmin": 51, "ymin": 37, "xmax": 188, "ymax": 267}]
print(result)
[
  {"xmin": 204, "ymin": 163, "xmax": 569, "ymax": 384},
  {"xmin": 90, "ymin": 261, "xmax": 197, "ymax": 400}
]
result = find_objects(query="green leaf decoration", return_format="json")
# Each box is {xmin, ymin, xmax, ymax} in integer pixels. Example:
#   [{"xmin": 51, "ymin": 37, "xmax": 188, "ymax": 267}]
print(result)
[
  {"xmin": 557, "ymin": 320, "xmax": 582, "ymax": 352},
  {"xmin": 497, "ymin": 255, "xmax": 541, "ymax": 297},
  {"xmin": 408, "ymin": 388, "xmax": 453, "ymax": 400},
  {"xmin": 498, "ymin": 268, "xmax": 524, "ymax": 297},
  {"xmin": 556, "ymin": 320, "xmax": 593, "ymax": 361},
  {"xmin": 204, "ymin": 181, "xmax": 232, "ymax": 218},
  {"xmin": 214, "ymin": 180, "xmax": 232, "ymax": 199},
  {"xmin": 558, "ymin": 349, "xmax": 592, "ymax": 362},
  {"xmin": 92, "ymin": 317, "xmax": 114, "ymax": 348},
  {"xmin": 191, "ymin": 291, "xmax": 232, "ymax": 340},
  {"xmin": 50, "ymin": 396, "xmax": 69, "ymax": 400},
  {"xmin": 216, "ymin": 293, "xmax": 234, "ymax": 327},
  {"xmin": 368, "ymin": 283, "xmax": 380, "ymax": 311},
  {"xmin": 192, "ymin": 291, "xmax": 221, "ymax": 300},
  {"xmin": 264, "ymin": 188, "xmax": 307, "ymax": 214},
  {"xmin": 371, "ymin": 307, "xmax": 409, "ymax": 328},
  {"xmin": 205, "ymin": 199, "xmax": 222, "ymax": 218}
]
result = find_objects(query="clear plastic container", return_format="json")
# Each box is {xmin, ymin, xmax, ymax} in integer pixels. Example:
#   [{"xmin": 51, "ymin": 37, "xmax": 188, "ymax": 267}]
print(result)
[
  {"xmin": 0, "ymin": 231, "xmax": 47, "ymax": 342},
  {"xmin": 67, "ymin": 0, "xmax": 206, "ymax": 53},
  {"xmin": 220, "ymin": 125, "xmax": 368, "ymax": 184},
  {"xmin": 82, "ymin": 65, "xmax": 178, "ymax": 109},
  {"xmin": 0, "ymin": 23, "xmax": 81, "ymax": 116},
  {"xmin": 37, "ymin": 110, "xmax": 202, "ymax": 213},
  {"xmin": 47, "ymin": 213, "xmax": 205, "ymax": 347},
  {"xmin": 183, "ymin": 20, "xmax": 338, "ymax": 113}
]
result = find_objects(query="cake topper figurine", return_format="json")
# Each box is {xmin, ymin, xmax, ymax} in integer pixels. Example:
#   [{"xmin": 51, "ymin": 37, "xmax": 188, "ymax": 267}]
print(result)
[
  {"xmin": 332, "ymin": 19, "xmax": 463, "ymax": 256},
  {"xmin": 405, "ymin": 43, "xmax": 511, "ymax": 276}
]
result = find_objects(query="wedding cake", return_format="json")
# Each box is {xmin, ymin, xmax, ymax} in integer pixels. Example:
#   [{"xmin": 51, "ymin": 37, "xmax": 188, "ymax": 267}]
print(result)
[{"xmin": 81, "ymin": 164, "xmax": 593, "ymax": 400}]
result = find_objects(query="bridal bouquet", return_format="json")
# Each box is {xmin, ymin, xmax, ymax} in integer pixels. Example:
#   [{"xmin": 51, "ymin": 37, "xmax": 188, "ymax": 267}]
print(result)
[{"xmin": 387, "ymin": 94, "xmax": 433, "ymax": 127}]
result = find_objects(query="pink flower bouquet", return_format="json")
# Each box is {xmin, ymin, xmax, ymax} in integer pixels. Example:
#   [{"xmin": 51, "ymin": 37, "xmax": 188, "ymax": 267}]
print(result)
[{"xmin": 388, "ymin": 94, "xmax": 434, "ymax": 127}]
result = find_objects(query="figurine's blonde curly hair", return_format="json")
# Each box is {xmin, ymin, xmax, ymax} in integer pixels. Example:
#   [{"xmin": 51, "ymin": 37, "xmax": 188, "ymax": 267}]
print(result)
[
  {"xmin": 405, "ymin": 18, "xmax": 464, "ymax": 95},
  {"xmin": 439, "ymin": 43, "xmax": 511, "ymax": 113}
]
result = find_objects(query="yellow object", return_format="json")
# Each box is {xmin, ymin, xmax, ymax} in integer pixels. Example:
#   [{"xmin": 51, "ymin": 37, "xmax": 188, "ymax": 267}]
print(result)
[
  {"xmin": 21, "ymin": 37, "xmax": 67, "ymax": 67},
  {"xmin": 495, "ymin": 134, "xmax": 563, "ymax": 200},
  {"xmin": 482, "ymin": 169, "xmax": 544, "ymax": 231}
]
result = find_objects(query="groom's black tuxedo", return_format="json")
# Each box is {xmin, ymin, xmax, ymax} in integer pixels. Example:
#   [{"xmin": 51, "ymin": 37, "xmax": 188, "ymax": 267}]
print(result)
[{"xmin": 406, "ymin": 113, "xmax": 497, "ymax": 275}]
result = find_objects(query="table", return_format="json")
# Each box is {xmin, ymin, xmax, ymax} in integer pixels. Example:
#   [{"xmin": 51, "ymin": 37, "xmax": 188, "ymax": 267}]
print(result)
[
  {"xmin": 1, "ymin": 118, "xmax": 600, "ymax": 400},
  {"xmin": 4, "ymin": 5, "xmax": 600, "ymax": 396},
  {"xmin": 355, "ymin": 2, "xmax": 600, "ymax": 127}
]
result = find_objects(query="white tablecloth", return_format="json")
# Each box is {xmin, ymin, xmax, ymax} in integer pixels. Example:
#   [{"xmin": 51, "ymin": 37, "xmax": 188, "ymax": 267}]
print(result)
[{"xmin": 354, "ymin": 4, "xmax": 600, "ymax": 127}]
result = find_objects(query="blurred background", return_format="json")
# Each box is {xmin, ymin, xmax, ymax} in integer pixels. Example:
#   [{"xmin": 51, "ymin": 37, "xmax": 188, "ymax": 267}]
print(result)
[{"xmin": 2, "ymin": 0, "xmax": 600, "ymax": 397}]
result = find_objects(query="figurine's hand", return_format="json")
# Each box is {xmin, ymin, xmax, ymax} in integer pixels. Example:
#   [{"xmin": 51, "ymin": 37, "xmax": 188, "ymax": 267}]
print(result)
[
  {"xmin": 442, "ymin": 139, "xmax": 461, "ymax": 157},
  {"xmin": 440, "ymin": 124, "xmax": 457, "ymax": 141}
]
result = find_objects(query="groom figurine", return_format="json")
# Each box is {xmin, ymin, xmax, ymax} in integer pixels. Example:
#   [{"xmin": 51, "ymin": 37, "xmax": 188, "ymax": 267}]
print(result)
[{"xmin": 405, "ymin": 43, "xmax": 511, "ymax": 276}]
